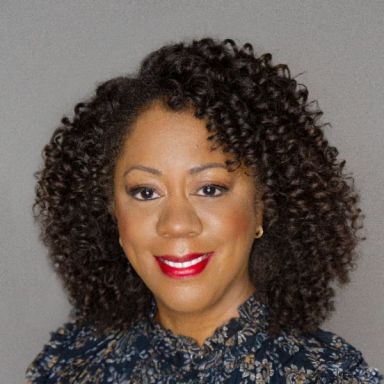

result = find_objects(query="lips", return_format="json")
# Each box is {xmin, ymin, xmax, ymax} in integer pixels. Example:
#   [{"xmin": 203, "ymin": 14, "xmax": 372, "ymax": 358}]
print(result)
[{"xmin": 155, "ymin": 252, "xmax": 213, "ymax": 278}]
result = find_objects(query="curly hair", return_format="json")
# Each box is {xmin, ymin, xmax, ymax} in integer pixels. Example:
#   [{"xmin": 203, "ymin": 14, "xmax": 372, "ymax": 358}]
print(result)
[{"xmin": 33, "ymin": 38, "xmax": 362, "ymax": 337}]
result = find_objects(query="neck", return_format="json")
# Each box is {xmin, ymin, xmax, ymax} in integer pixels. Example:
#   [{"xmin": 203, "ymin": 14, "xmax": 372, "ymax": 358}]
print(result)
[{"xmin": 154, "ymin": 284, "xmax": 255, "ymax": 346}]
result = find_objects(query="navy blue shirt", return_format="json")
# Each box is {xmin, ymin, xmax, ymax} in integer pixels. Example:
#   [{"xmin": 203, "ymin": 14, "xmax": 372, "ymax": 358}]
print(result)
[{"xmin": 26, "ymin": 294, "xmax": 382, "ymax": 383}]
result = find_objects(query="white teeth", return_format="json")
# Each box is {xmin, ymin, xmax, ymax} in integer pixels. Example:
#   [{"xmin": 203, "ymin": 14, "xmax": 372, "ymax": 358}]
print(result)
[{"xmin": 161, "ymin": 254, "xmax": 207, "ymax": 269}]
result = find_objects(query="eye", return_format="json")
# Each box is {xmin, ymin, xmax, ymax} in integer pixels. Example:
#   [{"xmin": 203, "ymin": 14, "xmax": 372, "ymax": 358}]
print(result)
[
  {"xmin": 127, "ymin": 187, "xmax": 161, "ymax": 201},
  {"xmin": 196, "ymin": 184, "xmax": 229, "ymax": 197}
]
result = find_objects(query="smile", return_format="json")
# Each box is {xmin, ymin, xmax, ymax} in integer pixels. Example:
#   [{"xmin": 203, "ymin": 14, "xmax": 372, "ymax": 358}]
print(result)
[{"xmin": 155, "ymin": 252, "xmax": 213, "ymax": 278}]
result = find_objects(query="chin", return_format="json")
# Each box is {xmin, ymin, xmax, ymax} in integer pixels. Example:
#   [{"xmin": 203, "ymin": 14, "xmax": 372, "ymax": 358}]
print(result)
[{"xmin": 154, "ymin": 284, "xmax": 217, "ymax": 314}]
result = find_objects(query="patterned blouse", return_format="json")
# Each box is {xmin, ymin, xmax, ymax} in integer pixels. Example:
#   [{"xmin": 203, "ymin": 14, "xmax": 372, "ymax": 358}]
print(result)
[{"xmin": 26, "ymin": 294, "xmax": 382, "ymax": 383}]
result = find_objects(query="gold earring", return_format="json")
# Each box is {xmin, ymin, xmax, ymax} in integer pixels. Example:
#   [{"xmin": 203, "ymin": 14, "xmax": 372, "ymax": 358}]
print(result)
[{"xmin": 255, "ymin": 226, "xmax": 263, "ymax": 239}]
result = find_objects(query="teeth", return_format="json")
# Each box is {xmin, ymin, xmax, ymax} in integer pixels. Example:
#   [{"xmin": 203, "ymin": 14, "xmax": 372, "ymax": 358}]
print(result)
[{"xmin": 161, "ymin": 254, "xmax": 207, "ymax": 269}]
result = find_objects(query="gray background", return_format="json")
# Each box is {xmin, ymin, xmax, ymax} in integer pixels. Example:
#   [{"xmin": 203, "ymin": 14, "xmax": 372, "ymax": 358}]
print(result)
[{"xmin": 1, "ymin": 0, "xmax": 383, "ymax": 381}]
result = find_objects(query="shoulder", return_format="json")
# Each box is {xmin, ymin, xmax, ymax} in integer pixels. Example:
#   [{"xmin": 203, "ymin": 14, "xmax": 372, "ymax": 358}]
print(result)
[
  {"xmin": 25, "ymin": 320, "xmax": 118, "ymax": 383},
  {"xmin": 269, "ymin": 327, "xmax": 383, "ymax": 383}
]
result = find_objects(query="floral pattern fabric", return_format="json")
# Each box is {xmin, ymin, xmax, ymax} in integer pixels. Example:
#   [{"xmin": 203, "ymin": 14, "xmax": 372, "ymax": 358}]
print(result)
[{"xmin": 26, "ymin": 294, "xmax": 383, "ymax": 383}]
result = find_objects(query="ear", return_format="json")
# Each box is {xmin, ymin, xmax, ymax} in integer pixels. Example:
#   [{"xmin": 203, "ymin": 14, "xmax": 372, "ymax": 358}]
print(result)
[
  {"xmin": 253, "ymin": 190, "xmax": 264, "ymax": 227},
  {"xmin": 107, "ymin": 199, "xmax": 117, "ymax": 222}
]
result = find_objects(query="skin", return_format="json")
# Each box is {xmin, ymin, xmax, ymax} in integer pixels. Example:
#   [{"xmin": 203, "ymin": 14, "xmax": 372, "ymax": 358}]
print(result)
[{"xmin": 112, "ymin": 101, "xmax": 263, "ymax": 346}]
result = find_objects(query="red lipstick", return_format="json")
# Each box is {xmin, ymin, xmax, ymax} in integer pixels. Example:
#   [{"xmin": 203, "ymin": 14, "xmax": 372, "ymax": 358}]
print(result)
[{"xmin": 155, "ymin": 252, "xmax": 214, "ymax": 278}]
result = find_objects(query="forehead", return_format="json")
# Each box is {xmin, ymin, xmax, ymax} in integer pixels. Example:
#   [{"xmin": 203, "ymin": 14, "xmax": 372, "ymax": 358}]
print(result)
[{"xmin": 117, "ymin": 102, "xmax": 229, "ymax": 167}]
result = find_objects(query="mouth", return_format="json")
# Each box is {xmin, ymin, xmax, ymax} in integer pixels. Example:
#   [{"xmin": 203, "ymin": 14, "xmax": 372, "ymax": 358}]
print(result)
[{"xmin": 154, "ymin": 252, "xmax": 214, "ymax": 278}]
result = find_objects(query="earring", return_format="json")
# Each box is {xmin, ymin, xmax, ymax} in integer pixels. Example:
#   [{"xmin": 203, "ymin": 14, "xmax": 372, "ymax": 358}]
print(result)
[
  {"xmin": 119, "ymin": 237, "xmax": 123, "ymax": 247},
  {"xmin": 255, "ymin": 226, "xmax": 263, "ymax": 239}
]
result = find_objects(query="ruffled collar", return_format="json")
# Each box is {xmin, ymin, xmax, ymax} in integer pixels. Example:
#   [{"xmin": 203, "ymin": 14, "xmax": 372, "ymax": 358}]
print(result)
[{"xmin": 146, "ymin": 293, "xmax": 270, "ymax": 358}]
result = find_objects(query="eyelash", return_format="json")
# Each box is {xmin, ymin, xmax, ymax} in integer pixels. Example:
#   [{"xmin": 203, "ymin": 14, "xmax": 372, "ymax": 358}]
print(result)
[
  {"xmin": 127, "ymin": 184, "xmax": 229, "ymax": 201},
  {"xmin": 127, "ymin": 186, "xmax": 161, "ymax": 201},
  {"xmin": 196, "ymin": 184, "xmax": 229, "ymax": 198}
]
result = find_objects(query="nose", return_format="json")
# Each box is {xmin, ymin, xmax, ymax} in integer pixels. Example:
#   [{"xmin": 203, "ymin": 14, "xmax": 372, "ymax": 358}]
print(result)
[{"xmin": 156, "ymin": 195, "xmax": 203, "ymax": 238}]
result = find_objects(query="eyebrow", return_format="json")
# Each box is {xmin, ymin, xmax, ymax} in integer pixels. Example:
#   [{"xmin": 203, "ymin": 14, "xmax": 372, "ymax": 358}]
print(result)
[
  {"xmin": 123, "ymin": 162, "xmax": 228, "ymax": 177},
  {"xmin": 189, "ymin": 162, "xmax": 228, "ymax": 175}
]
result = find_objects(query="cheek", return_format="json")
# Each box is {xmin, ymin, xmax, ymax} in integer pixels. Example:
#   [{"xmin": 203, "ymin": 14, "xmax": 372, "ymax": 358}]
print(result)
[
  {"xmin": 115, "ymin": 203, "xmax": 151, "ymax": 253},
  {"xmin": 206, "ymin": 200, "xmax": 257, "ymax": 241}
]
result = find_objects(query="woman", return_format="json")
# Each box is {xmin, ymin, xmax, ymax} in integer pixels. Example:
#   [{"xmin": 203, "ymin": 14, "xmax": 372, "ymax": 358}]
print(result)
[{"xmin": 26, "ymin": 38, "xmax": 382, "ymax": 383}]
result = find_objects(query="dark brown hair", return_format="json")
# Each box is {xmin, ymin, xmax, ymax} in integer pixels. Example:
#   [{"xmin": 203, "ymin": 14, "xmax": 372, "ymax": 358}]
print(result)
[{"xmin": 33, "ymin": 38, "xmax": 362, "ymax": 336}]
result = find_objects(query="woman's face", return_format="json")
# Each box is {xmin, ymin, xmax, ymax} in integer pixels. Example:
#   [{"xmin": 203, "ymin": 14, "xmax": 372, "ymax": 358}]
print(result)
[{"xmin": 113, "ymin": 101, "xmax": 263, "ymax": 317}]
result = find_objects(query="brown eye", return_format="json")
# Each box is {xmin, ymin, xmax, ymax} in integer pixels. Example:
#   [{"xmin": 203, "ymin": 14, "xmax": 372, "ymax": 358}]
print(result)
[
  {"xmin": 128, "ymin": 187, "xmax": 160, "ymax": 201},
  {"xmin": 196, "ymin": 184, "xmax": 229, "ymax": 197}
]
